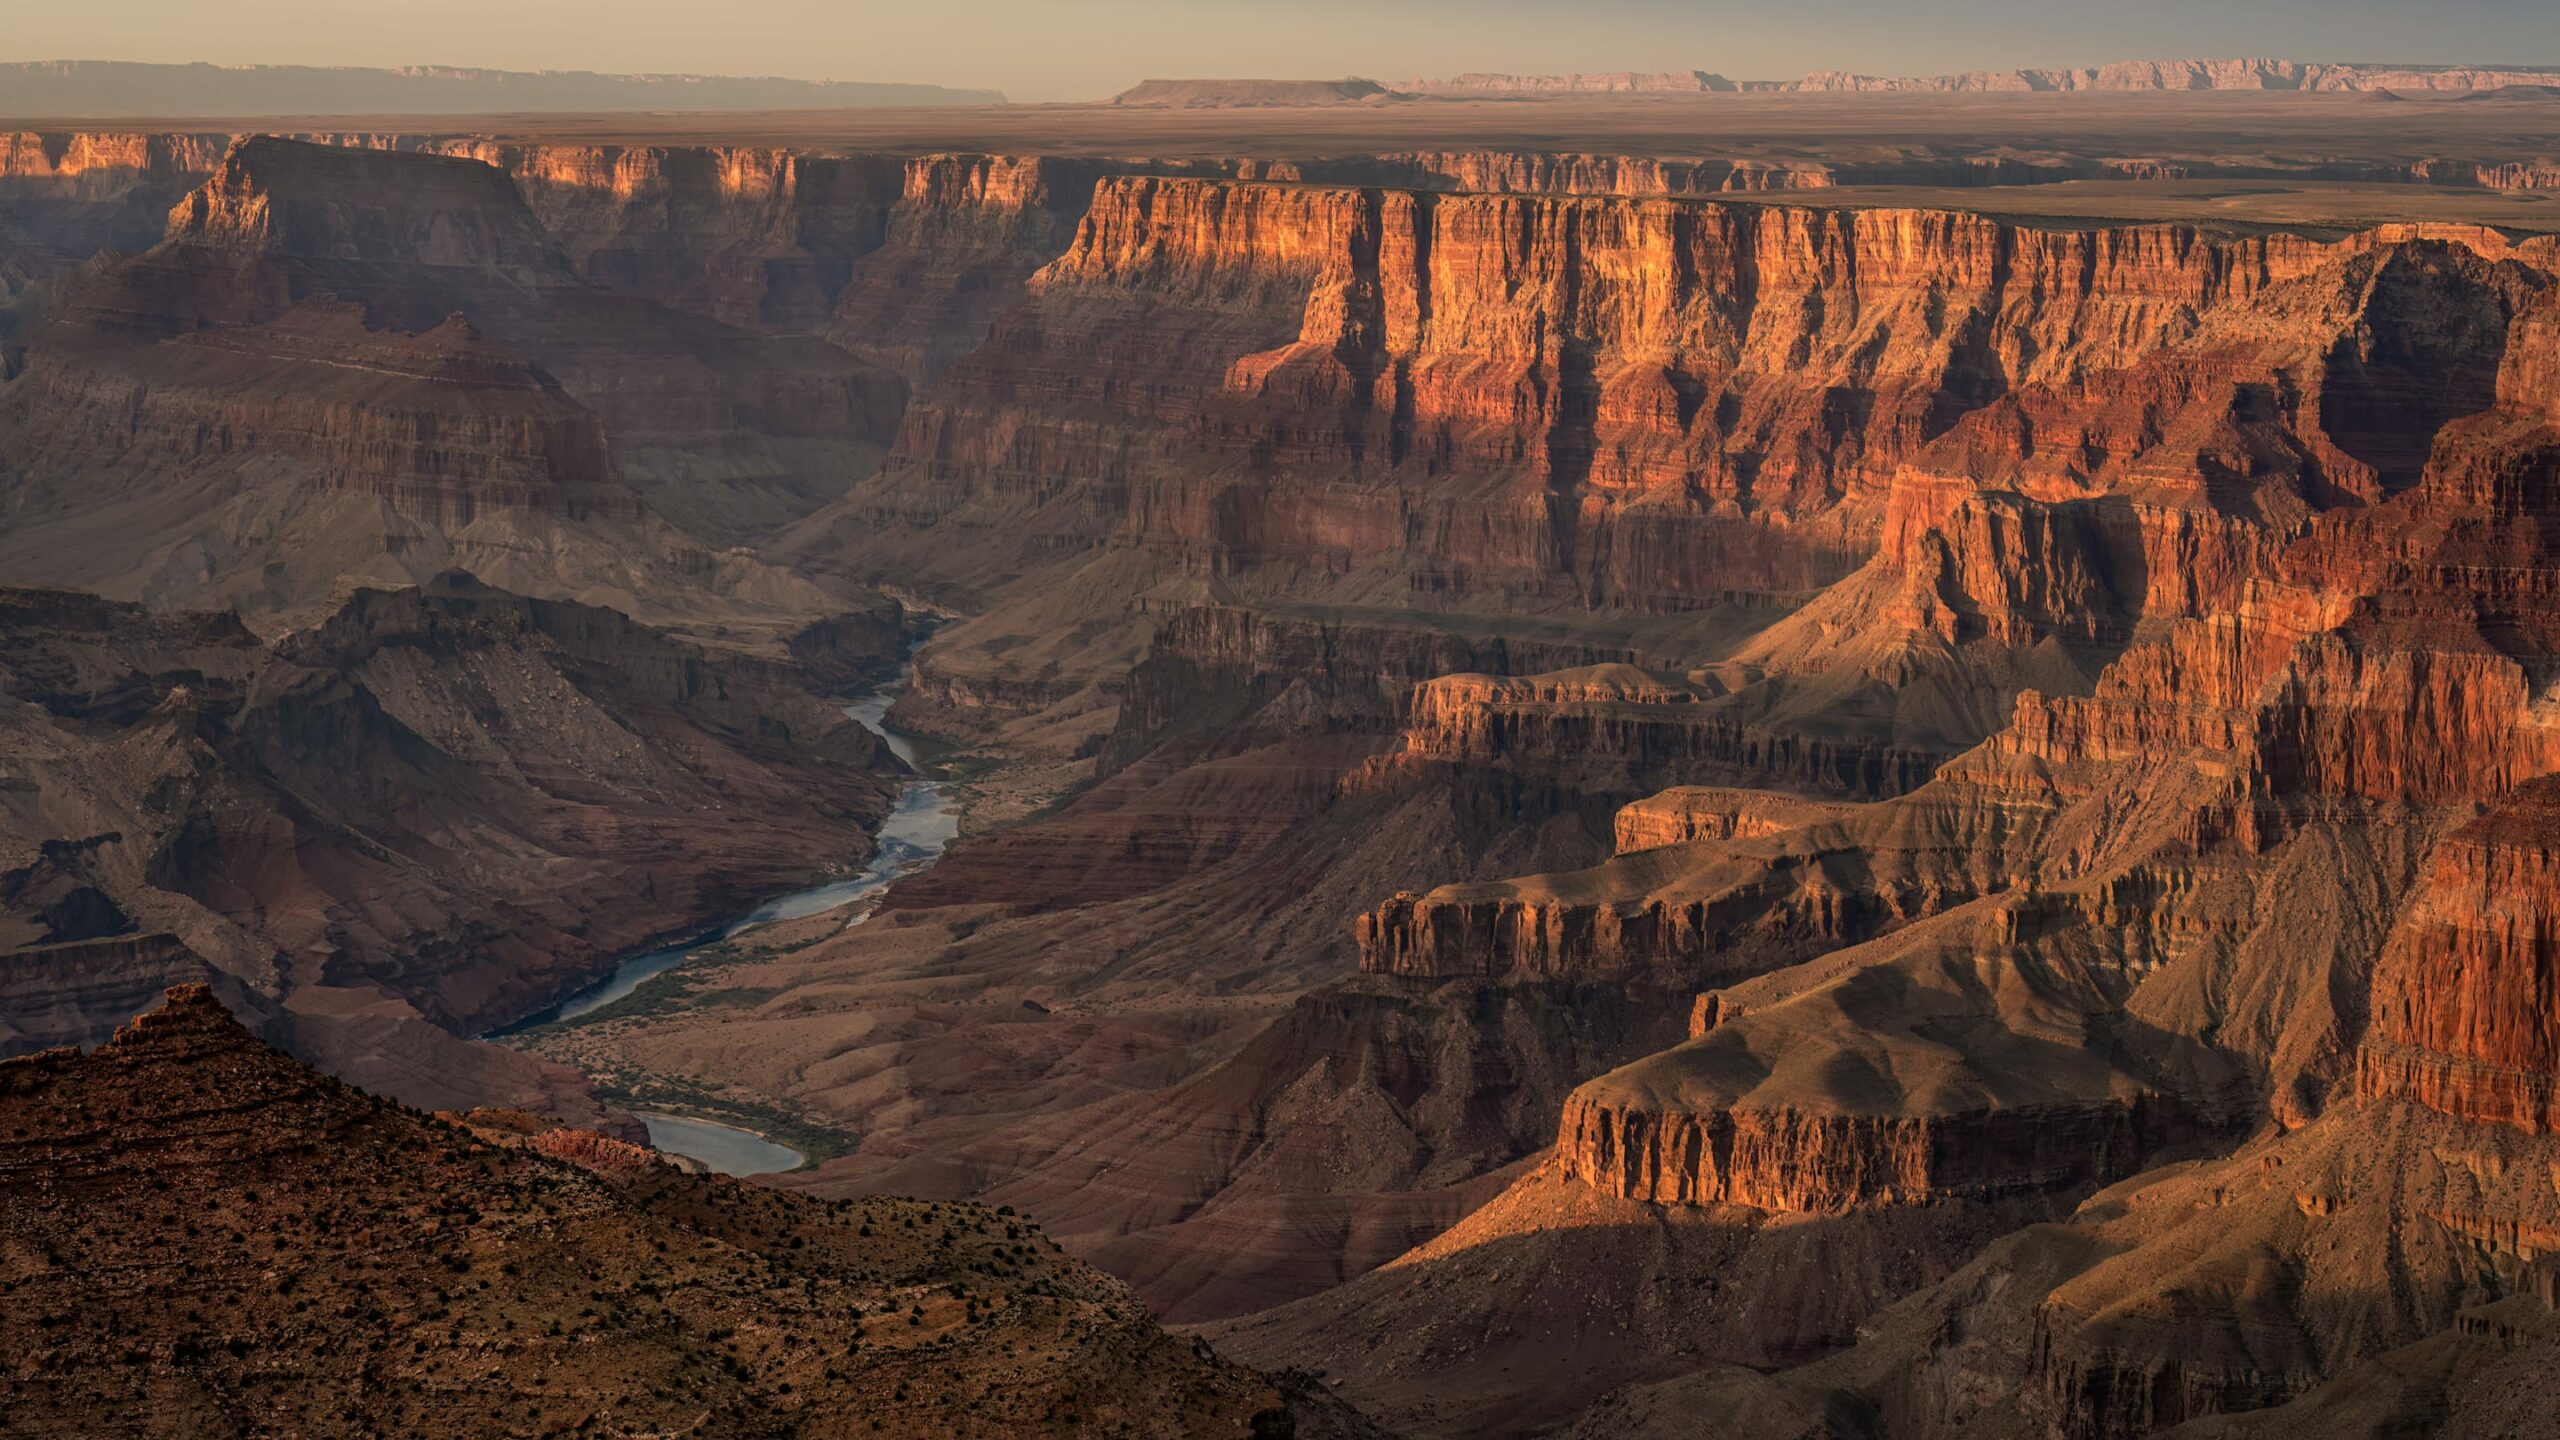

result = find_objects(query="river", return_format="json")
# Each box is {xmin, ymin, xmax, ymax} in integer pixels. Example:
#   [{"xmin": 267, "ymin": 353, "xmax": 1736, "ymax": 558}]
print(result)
[
  {"xmin": 636, "ymin": 1112, "xmax": 807, "ymax": 1177},
  {"xmin": 489, "ymin": 669, "xmax": 958, "ymax": 1176}
]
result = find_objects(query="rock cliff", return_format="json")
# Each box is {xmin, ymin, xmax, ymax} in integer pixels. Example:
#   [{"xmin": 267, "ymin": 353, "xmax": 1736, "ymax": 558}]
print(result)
[
  {"xmin": 0, "ymin": 137, "xmax": 905, "ymax": 631},
  {"xmin": 1210, "ymin": 210, "xmax": 2560, "ymax": 1437},
  {"xmin": 887, "ymin": 179, "xmax": 2358, "ymax": 621}
]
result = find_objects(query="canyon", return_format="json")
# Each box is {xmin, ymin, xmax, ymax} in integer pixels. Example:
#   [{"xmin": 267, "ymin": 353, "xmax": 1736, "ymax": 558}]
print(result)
[{"xmin": 6, "ymin": 67, "xmax": 2560, "ymax": 1438}]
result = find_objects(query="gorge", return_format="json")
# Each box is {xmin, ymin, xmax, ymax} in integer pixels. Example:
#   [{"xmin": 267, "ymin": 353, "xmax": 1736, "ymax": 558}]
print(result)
[{"xmin": 7, "ymin": 62, "xmax": 2560, "ymax": 1439}]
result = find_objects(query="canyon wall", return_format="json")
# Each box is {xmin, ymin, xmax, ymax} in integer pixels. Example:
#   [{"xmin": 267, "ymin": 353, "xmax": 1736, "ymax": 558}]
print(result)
[
  {"xmin": 0, "ymin": 137, "xmax": 906, "ymax": 631},
  {"xmin": 893, "ymin": 178, "xmax": 2348, "ymax": 615}
]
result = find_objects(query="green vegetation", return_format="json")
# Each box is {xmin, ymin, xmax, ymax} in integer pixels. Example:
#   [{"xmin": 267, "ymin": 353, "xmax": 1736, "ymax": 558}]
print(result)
[{"xmin": 589, "ymin": 1074, "xmax": 861, "ymax": 1169}]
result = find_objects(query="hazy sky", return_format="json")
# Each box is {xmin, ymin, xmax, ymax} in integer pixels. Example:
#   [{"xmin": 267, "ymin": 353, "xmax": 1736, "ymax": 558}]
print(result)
[{"xmin": 10, "ymin": 0, "xmax": 2557, "ymax": 103}]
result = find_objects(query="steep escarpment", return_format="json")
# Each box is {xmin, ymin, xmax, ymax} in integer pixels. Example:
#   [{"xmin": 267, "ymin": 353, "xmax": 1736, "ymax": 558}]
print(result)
[
  {"xmin": 0, "ymin": 575, "xmax": 898, "ymax": 1113},
  {"xmin": 2357, "ymin": 777, "xmax": 2560, "ymax": 1132},
  {"xmin": 419, "ymin": 143, "xmax": 1106, "ymax": 385},
  {"xmin": 12, "ymin": 301, "xmax": 629, "ymax": 525},
  {"xmin": 827, "ymin": 154, "xmax": 1108, "ymax": 385},
  {"xmin": 0, "ymin": 131, "xmax": 230, "ymax": 295},
  {"xmin": 1366, "ymin": 664, "xmax": 1952, "ymax": 803},
  {"xmin": 424, "ymin": 141, "xmax": 909, "ymax": 332},
  {"xmin": 884, "ymin": 180, "xmax": 2338, "ymax": 619},
  {"xmin": 0, "ymin": 986, "xmax": 1297, "ymax": 1440},
  {"xmin": 804, "ymin": 190, "xmax": 2376, "ymax": 780},
  {"xmin": 2, "ymin": 132, "xmax": 1109, "ymax": 392},
  {"xmin": 1210, "ymin": 233, "xmax": 2560, "ymax": 1436},
  {"xmin": 0, "ymin": 136, "xmax": 904, "ymax": 629},
  {"xmin": 174, "ymin": 137, "xmax": 906, "ymax": 507}
]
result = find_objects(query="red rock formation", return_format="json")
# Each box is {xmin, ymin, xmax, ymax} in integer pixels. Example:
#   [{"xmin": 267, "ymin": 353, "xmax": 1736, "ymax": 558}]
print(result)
[
  {"xmin": 2360, "ymin": 778, "xmax": 2560, "ymax": 1132},
  {"xmin": 0, "ymin": 130, "xmax": 231, "ymax": 292},
  {"xmin": 522, "ymin": 1122, "xmax": 671, "ymax": 1183},
  {"xmin": 1367, "ymin": 666, "xmax": 1951, "ymax": 804},
  {"xmin": 1613, "ymin": 788, "xmax": 1853, "ymax": 853},
  {"xmin": 891, "ymin": 179, "xmax": 2361, "ymax": 618}
]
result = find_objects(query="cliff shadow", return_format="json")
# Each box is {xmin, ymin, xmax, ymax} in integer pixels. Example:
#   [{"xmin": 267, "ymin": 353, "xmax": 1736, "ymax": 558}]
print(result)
[
  {"xmin": 1206, "ymin": 1187, "xmax": 2061, "ymax": 1440},
  {"xmin": 2318, "ymin": 249, "xmax": 2514, "ymax": 495}
]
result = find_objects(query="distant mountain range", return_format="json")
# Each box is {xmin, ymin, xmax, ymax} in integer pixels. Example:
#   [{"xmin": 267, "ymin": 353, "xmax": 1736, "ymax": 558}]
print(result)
[
  {"xmin": 0, "ymin": 60, "xmax": 1004, "ymax": 116},
  {"xmin": 1115, "ymin": 58, "xmax": 2560, "ymax": 107}
]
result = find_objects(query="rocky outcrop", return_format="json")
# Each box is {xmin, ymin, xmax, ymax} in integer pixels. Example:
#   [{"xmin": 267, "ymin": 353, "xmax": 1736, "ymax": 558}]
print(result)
[
  {"xmin": 137, "ymin": 134, "xmax": 908, "ymax": 442},
  {"xmin": 1102, "ymin": 602, "xmax": 1643, "ymax": 770},
  {"xmin": 2359, "ymin": 777, "xmax": 2560, "ymax": 1132},
  {"xmin": 0, "ymin": 933, "xmax": 221, "ymax": 1054},
  {"xmin": 0, "ymin": 130, "xmax": 231, "ymax": 292},
  {"xmin": 1372, "ymin": 666, "xmax": 1951, "ymax": 800},
  {"xmin": 1613, "ymin": 787, "xmax": 1853, "ymax": 853},
  {"xmin": 1559, "ymin": 1079, "xmax": 2211, "ymax": 1210},
  {"xmin": 0, "ymin": 986, "xmax": 1295, "ymax": 1439},
  {"xmin": 420, "ymin": 141, "xmax": 908, "ymax": 331},
  {"xmin": 162, "ymin": 136, "xmax": 558, "ymax": 270}
]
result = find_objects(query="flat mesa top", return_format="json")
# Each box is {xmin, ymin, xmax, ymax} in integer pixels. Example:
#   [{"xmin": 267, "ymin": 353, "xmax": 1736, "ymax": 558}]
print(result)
[
  {"xmin": 7, "ymin": 89, "xmax": 2558, "ymax": 154},
  {"xmin": 5, "ymin": 91, "xmax": 2560, "ymax": 233}
]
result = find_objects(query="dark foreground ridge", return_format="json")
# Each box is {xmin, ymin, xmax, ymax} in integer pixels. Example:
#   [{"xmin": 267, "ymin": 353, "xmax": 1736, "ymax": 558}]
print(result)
[{"xmin": 0, "ymin": 985, "xmax": 1344, "ymax": 1438}]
